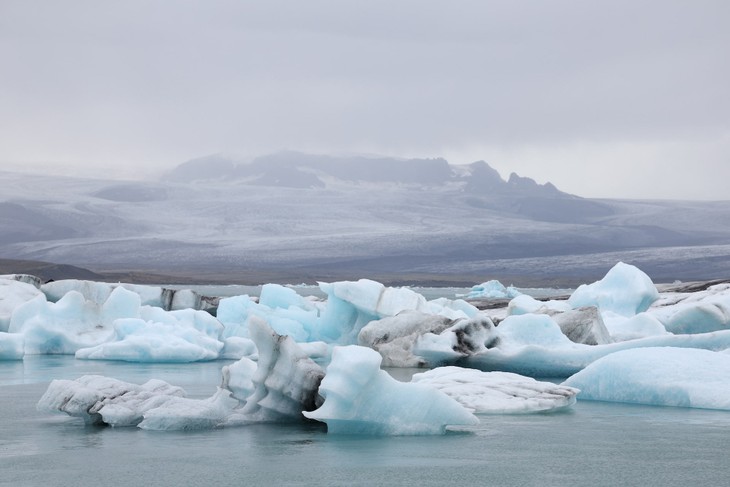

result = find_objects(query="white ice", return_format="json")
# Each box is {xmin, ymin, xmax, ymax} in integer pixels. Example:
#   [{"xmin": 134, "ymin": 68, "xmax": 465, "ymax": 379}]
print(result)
[
  {"xmin": 303, "ymin": 345, "xmax": 478, "ymax": 435},
  {"xmin": 563, "ymin": 347, "xmax": 730, "ymax": 410},
  {"xmin": 8, "ymin": 285, "xmax": 225, "ymax": 362},
  {"xmin": 647, "ymin": 282, "xmax": 730, "ymax": 334},
  {"xmin": 568, "ymin": 262, "xmax": 658, "ymax": 317},
  {"xmin": 461, "ymin": 280, "xmax": 521, "ymax": 300},
  {"xmin": 216, "ymin": 280, "xmax": 478, "ymax": 350},
  {"xmin": 0, "ymin": 277, "xmax": 42, "ymax": 333},
  {"xmin": 41, "ymin": 279, "xmax": 205, "ymax": 311},
  {"xmin": 455, "ymin": 313, "xmax": 730, "ymax": 377},
  {"xmin": 237, "ymin": 317, "xmax": 325, "ymax": 422},
  {"xmin": 37, "ymin": 375, "xmax": 187, "ymax": 425},
  {"xmin": 411, "ymin": 366, "xmax": 578, "ymax": 413}
]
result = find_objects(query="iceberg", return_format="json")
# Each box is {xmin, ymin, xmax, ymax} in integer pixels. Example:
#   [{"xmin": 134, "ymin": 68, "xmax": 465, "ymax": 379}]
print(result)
[
  {"xmin": 216, "ymin": 280, "xmax": 478, "ymax": 349},
  {"xmin": 37, "ymin": 375, "xmax": 187, "ymax": 426},
  {"xmin": 601, "ymin": 311, "xmax": 668, "ymax": 341},
  {"xmin": 9, "ymin": 291, "xmax": 117, "ymax": 354},
  {"xmin": 568, "ymin": 262, "xmax": 658, "ymax": 317},
  {"xmin": 411, "ymin": 366, "xmax": 579, "ymax": 413},
  {"xmin": 303, "ymin": 345, "xmax": 478, "ymax": 435},
  {"xmin": 462, "ymin": 280, "xmax": 521, "ymax": 300},
  {"xmin": 137, "ymin": 389, "xmax": 242, "ymax": 431},
  {"xmin": 41, "ymin": 279, "xmax": 213, "ymax": 312},
  {"xmin": 9, "ymin": 285, "xmax": 226, "ymax": 362},
  {"xmin": 74, "ymin": 317, "xmax": 224, "ymax": 362},
  {"xmin": 648, "ymin": 283, "xmax": 730, "ymax": 334},
  {"xmin": 412, "ymin": 315, "xmax": 497, "ymax": 365},
  {"xmin": 563, "ymin": 347, "xmax": 730, "ymax": 410},
  {"xmin": 507, "ymin": 294, "xmax": 571, "ymax": 316},
  {"xmin": 357, "ymin": 310, "xmax": 455, "ymax": 367},
  {"xmin": 0, "ymin": 277, "xmax": 43, "ymax": 332},
  {"xmin": 457, "ymin": 313, "xmax": 730, "ymax": 377},
  {"xmin": 238, "ymin": 317, "xmax": 325, "ymax": 422}
]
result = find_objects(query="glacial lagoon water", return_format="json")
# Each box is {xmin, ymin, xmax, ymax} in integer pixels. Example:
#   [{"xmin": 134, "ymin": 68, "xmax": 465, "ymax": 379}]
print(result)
[{"xmin": 3, "ymin": 357, "xmax": 730, "ymax": 487}]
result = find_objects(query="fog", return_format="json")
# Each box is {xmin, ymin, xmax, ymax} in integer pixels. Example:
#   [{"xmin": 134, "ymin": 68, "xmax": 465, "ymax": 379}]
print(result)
[{"xmin": 0, "ymin": 0, "xmax": 728, "ymax": 199}]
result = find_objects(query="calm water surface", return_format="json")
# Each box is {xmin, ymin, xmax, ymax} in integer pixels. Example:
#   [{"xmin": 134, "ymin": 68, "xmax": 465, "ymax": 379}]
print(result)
[{"xmin": 2, "ymin": 357, "xmax": 729, "ymax": 487}]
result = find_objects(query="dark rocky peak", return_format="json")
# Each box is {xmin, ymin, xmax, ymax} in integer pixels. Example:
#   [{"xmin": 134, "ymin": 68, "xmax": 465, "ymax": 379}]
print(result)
[
  {"xmin": 507, "ymin": 172, "xmax": 561, "ymax": 196},
  {"xmin": 243, "ymin": 151, "xmax": 453, "ymax": 186},
  {"xmin": 463, "ymin": 161, "xmax": 504, "ymax": 191}
]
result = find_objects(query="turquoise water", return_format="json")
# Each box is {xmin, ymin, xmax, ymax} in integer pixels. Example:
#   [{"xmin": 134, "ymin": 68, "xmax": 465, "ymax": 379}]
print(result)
[{"xmin": 2, "ymin": 357, "xmax": 730, "ymax": 487}]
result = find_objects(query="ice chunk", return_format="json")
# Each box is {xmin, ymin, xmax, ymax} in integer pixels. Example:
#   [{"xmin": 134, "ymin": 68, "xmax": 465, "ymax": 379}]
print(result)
[
  {"xmin": 217, "ymin": 280, "xmax": 476, "ymax": 348},
  {"xmin": 220, "ymin": 336, "xmax": 258, "ymax": 360},
  {"xmin": 507, "ymin": 294, "xmax": 571, "ymax": 316},
  {"xmin": 0, "ymin": 274, "xmax": 42, "ymax": 288},
  {"xmin": 412, "ymin": 366, "xmax": 579, "ymax": 413},
  {"xmin": 0, "ymin": 277, "xmax": 43, "ymax": 332},
  {"xmin": 462, "ymin": 312, "xmax": 730, "ymax": 377},
  {"xmin": 217, "ymin": 294, "xmax": 317, "ymax": 343},
  {"xmin": 320, "ymin": 279, "xmax": 427, "ymax": 317},
  {"xmin": 563, "ymin": 347, "xmax": 730, "ymax": 410},
  {"xmin": 37, "ymin": 375, "xmax": 186, "ymax": 425},
  {"xmin": 462, "ymin": 280, "xmax": 521, "ymax": 300},
  {"xmin": 548, "ymin": 307, "xmax": 613, "ymax": 345},
  {"xmin": 602, "ymin": 311, "xmax": 668, "ymax": 341},
  {"xmin": 568, "ymin": 262, "xmax": 658, "ymax": 317},
  {"xmin": 138, "ymin": 388, "xmax": 241, "ymax": 431},
  {"xmin": 413, "ymin": 315, "xmax": 497, "ymax": 366},
  {"xmin": 9, "ymin": 291, "xmax": 115, "ymax": 354},
  {"xmin": 648, "ymin": 284, "xmax": 730, "ymax": 334},
  {"xmin": 357, "ymin": 310, "xmax": 454, "ymax": 367},
  {"xmin": 304, "ymin": 345, "xmax": 478, "ymax": 435},
  {"xmin": 220, "ymin": 357, "xmax": 258, "ymax": 402},
  {"xmin": 41, "ymin": 279, "xmax": 210, "ymax": 311},
  {"xmin": 0, "ymin": 332, "xmax": 24, "ymax": 360},
  {"xmin": 75, "ymin": 317, "xmax": 223, "ymax": 362},
  {"xmin": 240, "ymin": 317, "xmax": 324, "ymax": 421}
]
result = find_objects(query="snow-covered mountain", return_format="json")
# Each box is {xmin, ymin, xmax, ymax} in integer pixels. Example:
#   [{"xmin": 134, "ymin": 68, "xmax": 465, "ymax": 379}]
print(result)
[{"xmin": 2, "ymin": 152, "xmax": 730, "ymax": 285}]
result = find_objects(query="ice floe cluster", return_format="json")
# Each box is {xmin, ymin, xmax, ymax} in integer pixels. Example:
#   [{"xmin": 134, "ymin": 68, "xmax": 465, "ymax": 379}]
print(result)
[{"xmin": 6, "ymin": 260, "xmax": 730, "ymax": 434}]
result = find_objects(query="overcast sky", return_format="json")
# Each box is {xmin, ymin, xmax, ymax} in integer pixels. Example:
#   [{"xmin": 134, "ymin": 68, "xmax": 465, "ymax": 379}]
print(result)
[{"xmin": 1, "ymin": 0, "xmax": 728, "ymax": 199}]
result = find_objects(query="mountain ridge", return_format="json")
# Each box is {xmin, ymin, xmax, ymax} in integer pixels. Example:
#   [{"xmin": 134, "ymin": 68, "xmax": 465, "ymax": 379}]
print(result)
[{"xmin": 2, "ymin": 153, "xmax": 730, "ymax": 285}]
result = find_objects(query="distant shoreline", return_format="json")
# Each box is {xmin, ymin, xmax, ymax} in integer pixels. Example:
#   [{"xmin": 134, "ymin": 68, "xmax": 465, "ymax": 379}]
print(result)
[{"xmin": 2, "ymin": 257, "xmax": 726, "ymax": 289}]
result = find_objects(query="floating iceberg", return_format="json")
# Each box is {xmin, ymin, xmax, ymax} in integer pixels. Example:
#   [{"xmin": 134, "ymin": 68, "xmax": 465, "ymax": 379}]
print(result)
[
  {"xmin": 411, "ymin": 366, "xmax": 578, "ymax": 413},
  {"xmin": 412, "ymin": 315, "xmax": 497, "ymax": 365},
  {"xmin": 648, "ymin": 283, "xmax": 730, "ymax": 334},
  {"xmin": 568, "ymin": 262, "xmax": 658, "ymax": 317},
  {"xmin": 0, "ymin": 277, "xmax": 43, "ymax": 332},
  {"xmin": 357, "ymin": 311, "xmax": 455, "ymax": 367},
  {"xmin": 37, "ymin": 375, "xmax": 187, "ymax": 426},
  {"xmin": 216, "ymin": 280, "xmax": 478, "ymax": 350},
  {"xmin": 563, "ymin": 347, "xmax": 730, "ymax": 410},
  {"xmin": 238, "ymin": 317, "xmax": 324, "ymax": 422},
  {"xmin": 74, "ymin": 317, "xmax": 224, "ymax": 362},
  {"xmin": 303, "ymin": 345, "xmax": 478, "ymax": 435},
  {"xmin": 452, "ymin": 314, "xmax": 730, "ymax": 377},
  {"xmin": 9, "ymin": 291, "xmax": 117, "ymax": 355},
  {"xmin": 37, "ymin": 319, "xmax": 324, "ymax": 429},
  {"xmin": 462, "ymin": 280, "xmax": 521, "ymax": 300},
  {"xmin": 41, "ymin": 279, "xmax": 212, "ymax": 312},
  {"xmin": 8, "ymin": 285, "xmax": 225, "ymax": 362}
]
